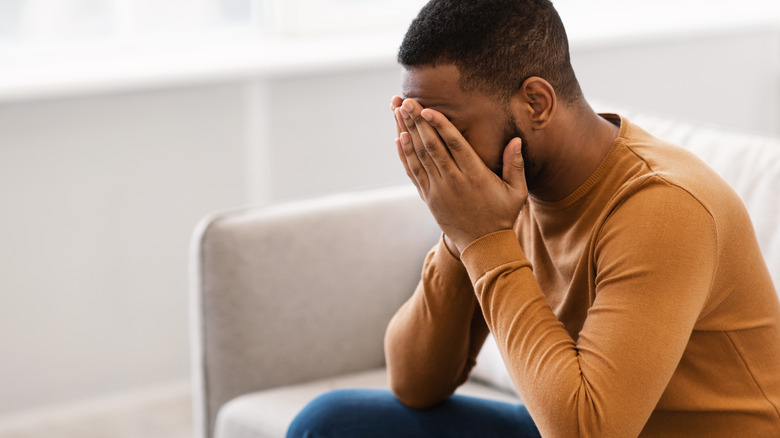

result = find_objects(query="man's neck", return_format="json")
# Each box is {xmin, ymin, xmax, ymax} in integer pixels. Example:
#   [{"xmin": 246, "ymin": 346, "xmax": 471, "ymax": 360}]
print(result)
[{"xmin": 529, "ymin": 103, "xmax": 620, "ymax": 203}]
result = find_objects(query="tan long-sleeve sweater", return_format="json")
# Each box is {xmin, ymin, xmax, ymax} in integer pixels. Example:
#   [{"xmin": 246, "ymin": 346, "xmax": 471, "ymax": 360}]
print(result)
[{"xmin": 385, "ymin": 115, "xmax": 780, "ymax": 437}]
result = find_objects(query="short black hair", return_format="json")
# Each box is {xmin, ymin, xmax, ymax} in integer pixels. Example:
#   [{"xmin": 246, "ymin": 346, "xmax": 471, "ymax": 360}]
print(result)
[{"xmin": 398, "ymin": 0, "xmax": 582, "ymax": 104}]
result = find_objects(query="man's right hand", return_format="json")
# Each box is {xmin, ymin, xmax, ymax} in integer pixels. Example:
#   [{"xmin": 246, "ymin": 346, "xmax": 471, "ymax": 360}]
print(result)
[{"xmin": 392, "ymin": 95, "xmax": 462, "ymax": 261}]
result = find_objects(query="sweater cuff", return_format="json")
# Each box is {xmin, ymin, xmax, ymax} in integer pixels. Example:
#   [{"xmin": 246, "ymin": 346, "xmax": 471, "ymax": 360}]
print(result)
[
  {"xmin": 428, "ymin": 233, "xmax": 470, "ymax": 284},
  {"xmin": 461, "ymin": 230, "xmax": 531, "ymax": 284}
]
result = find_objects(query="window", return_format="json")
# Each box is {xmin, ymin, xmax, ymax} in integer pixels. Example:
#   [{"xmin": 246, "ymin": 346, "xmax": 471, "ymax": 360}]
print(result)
[
  {"xmin": 269, "ymin": 0, "xmax": 428, "ymax": 35},
  {"xmin": 0, "ymin": 0, "xmax": 427, "ymax": 47},
  {"xmin": 0, "ymin": 0, "xmax": 256, "ymax": 44}
]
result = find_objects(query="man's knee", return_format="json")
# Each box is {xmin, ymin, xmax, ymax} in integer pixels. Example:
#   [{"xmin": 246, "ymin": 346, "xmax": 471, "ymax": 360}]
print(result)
[{"xmin": 286, "ymin": 389, "xmax": 387, "ymax": 438}]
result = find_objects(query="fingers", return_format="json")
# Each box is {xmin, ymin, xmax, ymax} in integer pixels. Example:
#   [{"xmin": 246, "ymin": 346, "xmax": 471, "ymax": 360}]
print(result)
[
  {"xmin": 392, "ymin": 96, "xmax": 474, "ymax": 196},
  {"xmin": 418, "ymin": 107, "xmax": 480, "ymax": 172},
  {"xmin": 395, "ymin": 137, "xmax": 415, "ymax": 184},
  {"xmin": 501, "ymin": 138, "xmax": 527, "ymax": 191},
  {"xmin": 391, "ymin": 95, "xmax": 403, "ymax": 109},
  {"xmin": 395, "ymin": 108, "xmax": 430, "ymax": 192},
  {"xmin": 391, "ymin": 96, "xmax": 406, "ymax": 138},
  {"xmin": 398, "ymin": 104, "xmax": 441, "ymax": 179},
  {"xmin": 392, "ymin": 96, "xmax": 428, "ymax": 191},
  {"xmin": 399, "ymin": 99, "xmax": 454, "ymax": 177}
]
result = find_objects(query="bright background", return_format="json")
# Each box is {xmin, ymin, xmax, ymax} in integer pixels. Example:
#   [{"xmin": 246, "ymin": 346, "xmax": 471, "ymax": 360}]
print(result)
[{"xmin": 1, "ymin": 0, "xmax": 779, "ymax": 423}]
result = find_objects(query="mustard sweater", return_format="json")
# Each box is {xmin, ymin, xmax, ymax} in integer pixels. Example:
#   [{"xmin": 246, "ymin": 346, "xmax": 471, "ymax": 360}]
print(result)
[{"xmin": 385, "ymin": 115, "xmax": 780, "ymax": 437}]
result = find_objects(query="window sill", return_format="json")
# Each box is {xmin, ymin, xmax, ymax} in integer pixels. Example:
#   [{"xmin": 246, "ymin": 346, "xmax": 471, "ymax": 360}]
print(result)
[{"xmin": 0, "ymin": 30, "xmax": 403, "ymax": 103}]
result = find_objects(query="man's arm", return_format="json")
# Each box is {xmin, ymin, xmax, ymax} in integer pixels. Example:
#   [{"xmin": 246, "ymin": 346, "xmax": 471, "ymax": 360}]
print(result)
[
  {"xmin": 384, "ymin": 96, "xmax": 490, "ymax": 409},
  {"xmin": 460, "ymin": 185, "xmax": 715, "ymax": 437},
  {"xmin": 384, "ymin": 236, "xmax": 489, "ymax": 409}
]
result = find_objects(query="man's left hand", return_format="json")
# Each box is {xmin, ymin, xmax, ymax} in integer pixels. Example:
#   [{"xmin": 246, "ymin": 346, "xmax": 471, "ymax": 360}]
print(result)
[{"xmin": 393, "ymin": 98, "xmax": 529, "ymax": 253}]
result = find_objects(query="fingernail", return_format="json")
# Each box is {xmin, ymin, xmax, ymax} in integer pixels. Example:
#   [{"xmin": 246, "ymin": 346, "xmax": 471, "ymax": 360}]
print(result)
[
  {"xmin": 400, "ymin": 132, "xmax": 410, "ymax": 145},
  {"xmin": 400, "ymin": 108, "xmax": 410, "ymax": 119},
  {"xmin": 402, "ymin": 100, "xmax": 414, "ymax": 112},
  {"xmin": 421, "ymin": 110, "xmax": 432, "ymax": 122}
]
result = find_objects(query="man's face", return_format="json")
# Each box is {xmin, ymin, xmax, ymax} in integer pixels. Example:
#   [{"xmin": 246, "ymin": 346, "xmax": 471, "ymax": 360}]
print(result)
[{"xmin": 401, "ymin": 64, "xmax": 527, "ymax": 177}]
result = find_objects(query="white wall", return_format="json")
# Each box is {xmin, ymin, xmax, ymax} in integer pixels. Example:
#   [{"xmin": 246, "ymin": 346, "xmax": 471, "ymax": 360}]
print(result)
[
  {"xmin": 0, "ymin": 66, "xmax": 409, "ymax": 416},
  {"xmin": 0, "ymin": 85, "xmax": 247, "ymax": 413},
  {"xmin": 573, "ymin": 29, "xmax": 780, "ymax": 135},
  {"xmin": 242, "ymin": 67, "xmax": 407, "ymax": 205},
  {"xmin": 0, "ymin": 25, "xmax": 778, "ymax": 417}
]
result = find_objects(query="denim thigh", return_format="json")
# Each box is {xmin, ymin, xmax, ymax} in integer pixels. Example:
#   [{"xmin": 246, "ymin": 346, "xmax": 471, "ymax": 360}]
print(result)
[{"xmin": 286, "ymin": 388, "xmax": 540, "ymax": 438}]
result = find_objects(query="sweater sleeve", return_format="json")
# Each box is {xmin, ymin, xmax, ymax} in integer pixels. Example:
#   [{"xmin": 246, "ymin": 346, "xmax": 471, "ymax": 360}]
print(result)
[
  {"xmin": 461, "ymin": 183, "xmax": 717, "ymax": 437},
  {"xmin": 384, "ymin": 234, "xmax": 490, "ymax": 409}
]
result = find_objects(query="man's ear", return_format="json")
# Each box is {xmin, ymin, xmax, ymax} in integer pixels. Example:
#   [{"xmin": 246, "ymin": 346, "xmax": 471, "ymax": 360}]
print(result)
[{"xmin": 512, "ymin": 77, "xmax": 557, "ymax": 130}]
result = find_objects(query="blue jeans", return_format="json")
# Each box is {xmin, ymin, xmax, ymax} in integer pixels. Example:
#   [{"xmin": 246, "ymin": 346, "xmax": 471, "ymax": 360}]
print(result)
[{"xmin": 287, "ymin": 388, "xmax": 541, "ymax": 438}]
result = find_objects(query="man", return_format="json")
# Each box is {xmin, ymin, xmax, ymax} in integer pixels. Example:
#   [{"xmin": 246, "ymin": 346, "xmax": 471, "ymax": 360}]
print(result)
[{"xmin": 288, "ymin": 0, "xmax": 780, "ymax": 436}]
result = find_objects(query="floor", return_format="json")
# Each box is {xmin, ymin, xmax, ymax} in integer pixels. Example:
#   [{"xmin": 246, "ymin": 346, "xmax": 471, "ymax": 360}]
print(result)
[{"xmin": 0, "ymin": 386, "xmax": 192, "ymax": 438}]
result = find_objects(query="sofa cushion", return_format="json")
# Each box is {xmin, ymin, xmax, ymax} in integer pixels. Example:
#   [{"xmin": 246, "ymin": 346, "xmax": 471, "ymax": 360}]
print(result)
[
  {"xmin": 214, "ymin": 368, "xmax": 520, "ymax": 438},
  {"xmin": 470, "ymin": 110, "xmax": 780, "ymax": 397}
]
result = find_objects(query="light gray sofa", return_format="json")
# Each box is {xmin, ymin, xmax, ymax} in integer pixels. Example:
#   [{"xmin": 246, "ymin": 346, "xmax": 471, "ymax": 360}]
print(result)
[{"xmin": 190, "ymin": 110, "xmax": 780, "ymax": 438}]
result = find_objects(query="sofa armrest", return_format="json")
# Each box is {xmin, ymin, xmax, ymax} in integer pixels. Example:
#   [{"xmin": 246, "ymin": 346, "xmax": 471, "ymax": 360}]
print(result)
[{"xmin": 189, "ymin": 185, "xmax": 439, "ymax": 438}]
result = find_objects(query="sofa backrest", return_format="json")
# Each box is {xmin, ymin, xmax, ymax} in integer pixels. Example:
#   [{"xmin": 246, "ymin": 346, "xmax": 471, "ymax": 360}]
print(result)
[
  {"xmin": 190, "ymin": 185, "xmax": 440, "ymax": 437},
  {"xmin": 470, "ymin": 109, "xmax": 780, "ymax": 396}
]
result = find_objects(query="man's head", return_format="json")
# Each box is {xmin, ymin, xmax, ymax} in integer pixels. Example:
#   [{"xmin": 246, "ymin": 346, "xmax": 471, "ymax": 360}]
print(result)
[
  {"xmin": 398, "ymin": 0, "xmax": 583, "ymax": 189},
  {"xmin": 398, "ymin": 0, "xmax": 581, "ymax": 105},
  {"xmin": 400, "ymin": 0, "xmax": 619, "ymax": 200}
]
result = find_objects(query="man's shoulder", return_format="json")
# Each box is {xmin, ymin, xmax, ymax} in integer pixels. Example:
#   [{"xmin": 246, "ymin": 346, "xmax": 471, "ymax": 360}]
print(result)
[{"xmin": 615, "ymin": 118, "xmax": 745, "ymax": 222}]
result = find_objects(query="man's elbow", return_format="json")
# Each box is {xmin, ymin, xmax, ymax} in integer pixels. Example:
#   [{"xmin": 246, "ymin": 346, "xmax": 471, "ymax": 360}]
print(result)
[{"xmin": 388, "ymin": 378, "xmax": 451, "ymax": 410}]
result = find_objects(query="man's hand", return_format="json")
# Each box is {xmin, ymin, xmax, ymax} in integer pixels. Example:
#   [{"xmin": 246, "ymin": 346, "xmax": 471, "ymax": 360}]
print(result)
[{"xmin": 391, "ymin": 97, "xmax": 529, "ymax": 253}]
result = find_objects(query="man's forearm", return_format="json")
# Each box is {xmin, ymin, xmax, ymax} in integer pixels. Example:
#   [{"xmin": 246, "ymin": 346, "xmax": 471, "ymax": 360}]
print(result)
[{"xmin": 384, "ymin": 237, "xmax": 488, "ymax": 409}]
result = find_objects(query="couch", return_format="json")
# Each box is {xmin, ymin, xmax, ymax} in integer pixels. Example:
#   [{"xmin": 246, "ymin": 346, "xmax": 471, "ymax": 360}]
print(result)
[{"xmin": 189, "ymin": 109, "xmax": 780, "ymax": 438}]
